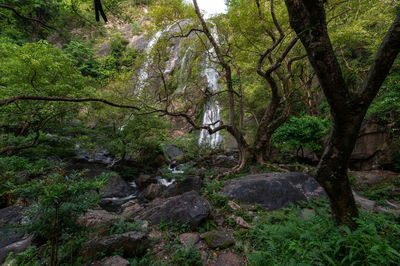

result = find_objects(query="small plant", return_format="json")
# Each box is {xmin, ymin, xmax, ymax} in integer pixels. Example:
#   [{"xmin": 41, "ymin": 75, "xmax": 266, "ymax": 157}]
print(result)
[
  {"xmin": 202, "ymin": 178, "xmax": 227, "ymax": 208},
  {"xmin": 11, "ymin": 172, "xmax": 107, "ymax": 266},
  {"xmin": 169, "ymin": 241, "xmax": 202, "ymax": 266},
  {"xmin": 199, "ymin": 219, "xmax": 217, "ymax": 234},
  {"xmin": 109, "ymin": 219, "xmax": 146, "ymax": 234},
  {"xmin": 6, "ymin": 246, "xmax": 41, "ymax": 266},
  {"xmin": 158, "ymin": 219, "xmax": 191, "ymax": 233}
]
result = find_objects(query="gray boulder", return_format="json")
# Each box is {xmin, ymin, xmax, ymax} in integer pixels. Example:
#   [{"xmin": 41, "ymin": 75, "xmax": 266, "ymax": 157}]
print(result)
[
  {"xmin": 136, "ymin": 191, "xmax": 211, "ymax": 228},
  {"xmin": 0, "ymin": 206, "xmax": 27, "ymax": 263},
  {"xmin": 143, "ymin": 184, "xmax": 163, "ymax": 200},
  {"xmin": 163, "ymin": 145, "xmax": 184, "ymax": 160},
  {"xmin": 82, "ymin": 231, "xmax": 148, "ymax": 259},
  {"xmin": 201, "ymin": 231, "xmax": 234, "ymax": 249},
  {"xmin": 91, "ymin": 255, "xmax": 130, "ymax": 266},
  {"xmin": 213, "ymin": 155, "xmax": 237, "ymax": 168},
  {"xmin": 221, "ymin": 172, "xmax": 325, "ymax": 210},
  {"xmin": 0, "ymin": 236, "xmax": 32, "ymax": 264},
  {"xmin": 101, "ymin": 173, "xmax": 133, "ymax": 198},
  {"xmin": 121, "ymin": 200, "xmax": 144, "ymax": 217},
  {"xmin": 77, "ymin": 209, "xmax": 121, "ymax": 236},
  {"xmin": 163, "ymin": 176, "xmax": 203, "ymax": 197}
]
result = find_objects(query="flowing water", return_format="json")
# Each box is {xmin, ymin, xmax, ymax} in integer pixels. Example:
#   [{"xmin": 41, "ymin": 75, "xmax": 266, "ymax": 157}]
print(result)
[
  {"xmin": 137, "ymin": 23, "xmax": 223, "ymax": 148},
  {"xmin": 198, "ymin": 26, "xmax": 223, "ymax": 148},
  {"xmin": 198, "ymin": 67, "xmax": 223, "ymax": 148},
  {"xmin": 137, "ymin": 25, "xmax": 173, "ymax": 90}
]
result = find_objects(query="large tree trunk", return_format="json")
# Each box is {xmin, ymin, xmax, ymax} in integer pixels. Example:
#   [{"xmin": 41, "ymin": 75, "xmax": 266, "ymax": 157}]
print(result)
[
  {"xmin": 316, "ymin": 112, "xmax": 364, "ymax": 228},
  {"xmin": 284, "ymin": 0, "xmax": 400, "ymax": 227}
]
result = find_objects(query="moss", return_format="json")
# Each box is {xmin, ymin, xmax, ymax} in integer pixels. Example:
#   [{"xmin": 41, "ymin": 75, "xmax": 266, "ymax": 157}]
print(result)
[{"xmin": 203, "ymin": 231, "xmax": 234, "ymax": 249}]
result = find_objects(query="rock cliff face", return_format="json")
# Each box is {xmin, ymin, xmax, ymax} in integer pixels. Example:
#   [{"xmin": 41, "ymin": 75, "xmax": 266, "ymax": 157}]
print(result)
[
  {"xmin": 291, "ymin": 116, "xmax": 398, "ymax": 171},
  {"xmin": 350, "ymin": 117, "xmax": 398, "ymax": 171}
]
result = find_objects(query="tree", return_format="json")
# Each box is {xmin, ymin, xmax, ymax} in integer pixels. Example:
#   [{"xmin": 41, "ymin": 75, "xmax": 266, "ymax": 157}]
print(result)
[
  {"xmin": 283, "ymin": 0, "xmax": 400, "ymax": 227},
  {"xmin": 11, "ymin": 172, "xmax": 106, "ymax": 266},
  {"xmin": 0, "ymin": 41, "xmax": 143, "ymax": 155}
]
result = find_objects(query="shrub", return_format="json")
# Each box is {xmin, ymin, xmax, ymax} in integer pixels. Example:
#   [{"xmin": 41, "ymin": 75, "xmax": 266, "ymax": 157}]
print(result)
[
  {"xmin": 11, "ymin": 172, "xmax": 107, "ymax": 266},
  {"xmin": 272, "ymin": 115, "xmax": 329, "ymax": 155},
  {"xmin": 65, "ymin": 40, "xmax": 99, "ymax": 77}
]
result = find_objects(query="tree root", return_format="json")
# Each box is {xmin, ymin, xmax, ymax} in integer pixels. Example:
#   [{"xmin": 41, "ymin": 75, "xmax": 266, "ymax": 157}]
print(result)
[{"xmin": 262, "ymin": 163, "xmax": 289, "ymax": 172}]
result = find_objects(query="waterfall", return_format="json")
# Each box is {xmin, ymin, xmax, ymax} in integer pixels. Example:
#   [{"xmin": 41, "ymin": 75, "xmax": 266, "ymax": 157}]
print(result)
[
  {"xmin": 137, "ymin": 25, "xmax": 173, "ymax": 89},
  {"xmin": 135, "ymin": 23, "xmax": 223, "ymax": 149},
  {"xmin": 177, "ymin": 47, "xmax": 193, "ymax": 92},
  {"xmin": 198, "ymin": 26, "xmax": 223, "ymax": 148},
  {"xmin": 198, "ymin": 67, "xmax": 223, "ymax": 148}
]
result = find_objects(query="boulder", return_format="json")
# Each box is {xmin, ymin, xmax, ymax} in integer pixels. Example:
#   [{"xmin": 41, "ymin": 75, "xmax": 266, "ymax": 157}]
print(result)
[
  {"xmin": 353, "ymin": 191, "xmax": 377, "ymax": 210},
  {"xmin": 179, "ymin": 233, "xmax": 200, "ymax": 247},
  {"xmin": 136, "ymin": 191, "xmax": 211, "ymax": 229},
  {"xmin": 213, "ymin": 155, "xmax": 237, "ymax": 168},
  {"xmin": 99, "ymin": 194, "xmax": 137, "ymax": 213},
  {"xmin": 163, "ymin": 176, "xmax": 203, "ymax": 197},
  {"xmin": 350, "ymin": 118, "xmax": 394, "ymax": 170},
  {"xmin": 0, "ymin": 206, "xmax": 29, "ymax": 264},
  {"xmin": 135, "ymin": 174, "xmax": 158, "ymax": 189},
  {"xmin": 221, "ymin": 172, "xmax": 325, "ymax": 210},
  {"xmin": 163, "ymin": 145, "xmax": 184, "ymax": 160},
  {"xmin": 0, "ymin": 206, "xmax": 24, "ymax": 226},
  {"xmin": 227, "ymin": 201, "xmax": 241, "ymax": 211},
  {"xmin": 91, "ymin": 255, "xmax": 130, "ymax": 266},
  {"xmin": 299, "ymin": 209, "xmax": 316, "ymax": 221},
  {"xmin": 229, "ymin": 215, "xmax": 251, "ymax": 229},
  {"xmin": 78, "ymin": 209, "xmax": 121, "ymax": 236},
  {"xmin": 121, "ymin": 200, "xmax": 144, "ymax": 217},
  {"xmin": 82, "ymin": 231, "xmax": 148, "ymax": 259},
  {"xmin": 143, "ymin": 184, "xmax": 162, "ymax": 200},
  {"xmin": 212, "ymin": 252, "xmax": 244, "ymax": 266},
  {"xmin": 201, "ymin": 231, "xmax": 234, "ymax": 249},
  {"xmin": 101, "ymin": 173, "xmax": 132, "ymax": 198},
  {"xmin": 0, "ymin": 236, "xmax": 32, "ymax": 264}
]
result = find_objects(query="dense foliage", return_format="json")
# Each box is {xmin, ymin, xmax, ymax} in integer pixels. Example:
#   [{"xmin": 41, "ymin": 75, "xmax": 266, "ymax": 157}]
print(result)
[{"xmin": 1, "ymin": 0, "xmax": 399, "ymax": 265}]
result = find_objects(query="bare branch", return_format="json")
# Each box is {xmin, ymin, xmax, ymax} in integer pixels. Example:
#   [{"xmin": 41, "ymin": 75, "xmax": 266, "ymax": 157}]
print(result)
[
  {"xmin": 0, "ymin": 95, "xmax": 141, "ymax": 110},
  {"xmin": 168, "ymin": 28, "xmax": 204, "ymax": 40},
  {"xmin": 0, "ymin": 4, "xmax": 57, "ymax": 30}
]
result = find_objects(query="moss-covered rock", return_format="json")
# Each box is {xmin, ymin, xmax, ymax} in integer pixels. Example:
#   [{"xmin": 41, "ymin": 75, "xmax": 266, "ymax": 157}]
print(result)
[{"xmin": 201, "ymin": 231, "xmax": 234, "ymax": 249}]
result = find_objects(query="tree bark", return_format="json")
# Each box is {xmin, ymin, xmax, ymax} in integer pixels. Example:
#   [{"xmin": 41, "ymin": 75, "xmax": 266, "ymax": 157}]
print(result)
[
  {"xmin": 284, "ymin": 0, "xmax": 400, "ymax": 227},
  {"xmin": 227, "ymin": 126, "xmax": 250, "ymax": 171}
]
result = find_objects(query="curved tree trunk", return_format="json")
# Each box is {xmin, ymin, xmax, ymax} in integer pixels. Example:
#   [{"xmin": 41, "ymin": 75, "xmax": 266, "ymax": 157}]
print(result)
[
  {"xmin": 227, "ymin": 127, "xmax": 250, "ymax": 171},
  {"xmin": 254, "ymin": 131, "xmax": 273, "ymax": 165},
  {"xmin": 253, "ymin": 93, "xmax": 291, "ymax": 165}
]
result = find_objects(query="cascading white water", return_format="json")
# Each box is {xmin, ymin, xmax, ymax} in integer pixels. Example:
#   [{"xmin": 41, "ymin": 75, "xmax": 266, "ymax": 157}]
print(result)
[
  {"xmin": 137, "ymin": 25, "xmax": 173, "ymax": 89},
  {"xmin": 198, "ymin": 26, "xmax": 223, "ymax": 148},
  {"xmin": 137, "ymin": 30, "xmax": 163, "ymax": 88},
  {"xmin": 136, "ymin": 23, "xmax": 223, "ymax": 148},
  {"xmin": 198, "ymin": 67, "xmax": 223, "ymax": 148},
  {"xmin": 177, "ymin": 47, "xmax": 192, "ymax": 92}
]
